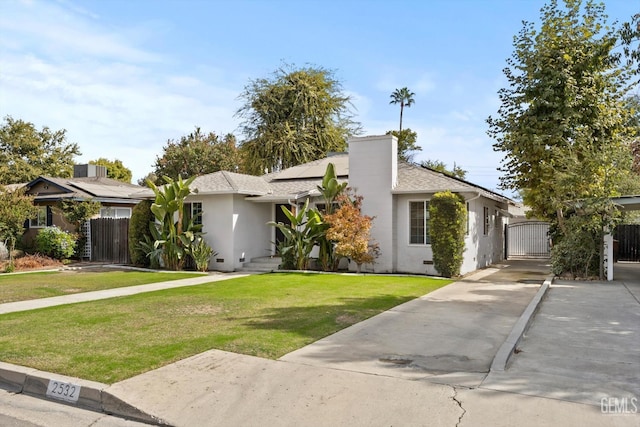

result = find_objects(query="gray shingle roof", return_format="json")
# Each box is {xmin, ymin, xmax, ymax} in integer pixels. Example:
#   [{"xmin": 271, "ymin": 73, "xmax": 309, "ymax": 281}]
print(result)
[
  {"xmin": 394, "ymin": 162, "xmax": 510, "ymax": 202},
  {"xmin": 134, "ymin": 154, "xmax": 510, "ymax": 203},
  {"xmin": 25, "ymin": 176, "xmax": 144, "ymax": 202},
  {"xmin": 190, "ymin": 171, "xmax": 272, "ymax": 195}
]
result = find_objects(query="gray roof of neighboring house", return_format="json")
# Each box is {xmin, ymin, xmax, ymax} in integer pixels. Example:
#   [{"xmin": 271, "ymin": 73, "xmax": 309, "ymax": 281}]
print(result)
[{"xmin": 24, "ymin": 176, "xmax": 144, "ymax": 203}]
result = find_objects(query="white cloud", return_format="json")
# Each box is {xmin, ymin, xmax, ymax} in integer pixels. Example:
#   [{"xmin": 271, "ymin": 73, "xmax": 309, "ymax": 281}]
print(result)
[{"xmin": 0, "ymin": 0, "xmax": 243, "ymax": 182}]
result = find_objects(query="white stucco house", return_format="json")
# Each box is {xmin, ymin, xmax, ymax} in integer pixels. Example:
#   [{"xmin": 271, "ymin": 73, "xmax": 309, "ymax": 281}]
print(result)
[{"xmin": 146, "ymin": 135, "xmax": 513, "ymax": 276}]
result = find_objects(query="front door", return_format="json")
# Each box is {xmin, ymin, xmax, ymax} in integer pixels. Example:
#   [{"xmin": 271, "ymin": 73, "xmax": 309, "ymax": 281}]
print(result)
[{"xmin": 274, "ymin": 203, "xmax": 294, "ymax": 252}]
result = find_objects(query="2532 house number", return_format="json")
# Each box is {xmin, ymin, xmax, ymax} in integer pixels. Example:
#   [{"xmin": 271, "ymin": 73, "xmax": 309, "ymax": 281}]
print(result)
[{"xmin": 46, "ymin": 379, "xmax": 81, "ymax": 403}]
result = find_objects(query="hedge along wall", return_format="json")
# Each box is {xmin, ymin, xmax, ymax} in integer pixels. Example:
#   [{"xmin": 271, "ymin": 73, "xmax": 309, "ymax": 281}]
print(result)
[{"xmin": 428, "ymin": 191, "xmax": 467, "ymax": 278}]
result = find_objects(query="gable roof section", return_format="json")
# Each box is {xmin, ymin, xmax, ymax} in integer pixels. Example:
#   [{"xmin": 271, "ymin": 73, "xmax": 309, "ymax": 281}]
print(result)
[
  {"xmin": 268, "ymin": 154, "xmax": 348, "ymax": 181},
  {"xmin": 246, "ymin": 154, "xmax": 348, "ymax": 202},
  {"xmin": 24, "ymin": 176, "xmax": 144, "ymax": 203},
  {"xmin": 393, "ymin": 162, "xmax": 511, "ymax": 203},
  {"xmin": 189, "ymin": 171, "xmax": 272, "ymax": 196}
]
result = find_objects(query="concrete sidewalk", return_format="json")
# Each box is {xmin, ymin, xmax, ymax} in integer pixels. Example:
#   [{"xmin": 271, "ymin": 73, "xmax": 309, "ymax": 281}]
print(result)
[{"xmin": 0, "ymin": 271, "xmax": 253, "ymax": 314}]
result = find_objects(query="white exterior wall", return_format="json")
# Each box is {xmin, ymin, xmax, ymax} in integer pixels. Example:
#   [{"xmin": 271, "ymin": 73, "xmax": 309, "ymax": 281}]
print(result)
[
  {"xmin": 348, "ymin": 135, "xmax": 397, "ymax": 273},
  {"xmin": 462, "ymin": 197, "xmax": 507, "ymax": 273},
  {"xmin": 461, "ymin": 198, "xmax": 480, "ymax": 275},
  {"xmin": 193, "ymin": 194, "xmax": 272, "ymax": 272},
  {"xmin": 233, "ymin": 195, "xmax": 272, "ymax": 269},
  {"xmin": 396, "ymin": 193, "xmax": 501, "ymax": 276},
  {"xmin": 197, "ymin": 194, "xmax": 235, "ymax": 272},
  {"xmin": 395, "ymin": 193, "xmax": 437, "ymax": 275}
]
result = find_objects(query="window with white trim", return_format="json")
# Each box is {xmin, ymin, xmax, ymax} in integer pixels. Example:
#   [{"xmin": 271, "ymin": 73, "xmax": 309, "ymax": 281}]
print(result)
[
  {"xmin": 100, "ymin": 207, "xmax": 132, "ymax": 218},
  {"xmin": 409, "ymin": 201, "xmax": 431, "ymax": 244},
  {"xmin": 30, "ymin": 206, "xmax": 47, "ymax": 228},
  {"xmin": 191, "ymin": 202, "xmax": 203, "ymax": 226}
]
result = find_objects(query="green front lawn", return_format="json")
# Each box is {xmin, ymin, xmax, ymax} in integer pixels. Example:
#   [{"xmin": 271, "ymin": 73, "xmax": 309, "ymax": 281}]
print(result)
[
  {"xmin": 0, "ymin": 270, "xmax": 205, "ymax": 303},
  {"xmin": 0, "ymin": 273, "xmax": 451, "ymax": 384}
]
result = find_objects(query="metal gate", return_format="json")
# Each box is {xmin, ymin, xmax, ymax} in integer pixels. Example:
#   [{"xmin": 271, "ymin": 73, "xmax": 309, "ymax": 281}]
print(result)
[
  {"xmin": 614, "ymin": 224, "xmax": 640, "ymax": 262},
  {"xmin": 506, "ymin": 221, "xmax": 550, "ymax": 259}
]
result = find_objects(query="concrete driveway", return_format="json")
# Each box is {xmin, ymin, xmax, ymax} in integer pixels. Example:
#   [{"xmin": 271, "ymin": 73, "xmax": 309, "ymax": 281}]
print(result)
[
  {"xmin": 281, "ymin": 259, "xmax": 550, "ymax": 387},
  {"xmin": 482, "ymin": 262, "xmax": 640, "ymax": 411}
]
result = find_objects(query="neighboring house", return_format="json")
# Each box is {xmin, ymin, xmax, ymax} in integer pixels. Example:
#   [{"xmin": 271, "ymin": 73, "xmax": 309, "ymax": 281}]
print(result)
[
  {"xmin": 143, "ymin": 135, "xmax": 513, "ymax": 275},
  {"xmin": 17, "ymin": 164, "xmax": 144, "ymax": 252}
]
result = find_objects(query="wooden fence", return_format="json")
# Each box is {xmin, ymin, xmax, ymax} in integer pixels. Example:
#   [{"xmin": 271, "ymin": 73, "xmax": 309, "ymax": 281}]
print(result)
[{"xmin": 90, "ymin": 218, "xmax": 130, "ymax": 264}]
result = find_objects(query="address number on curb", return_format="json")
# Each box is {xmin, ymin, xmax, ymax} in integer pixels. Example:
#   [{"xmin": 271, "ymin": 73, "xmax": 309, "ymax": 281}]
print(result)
[{"xmin": 46, "ymin": 379, "xmax": 81, "ymax": 403}]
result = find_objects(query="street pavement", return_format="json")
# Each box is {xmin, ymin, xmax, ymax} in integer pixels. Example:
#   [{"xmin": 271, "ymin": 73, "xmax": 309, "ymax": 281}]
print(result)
[{"xmin": 1, "ymin": 260, "xmax": 639, "ymax": 426}]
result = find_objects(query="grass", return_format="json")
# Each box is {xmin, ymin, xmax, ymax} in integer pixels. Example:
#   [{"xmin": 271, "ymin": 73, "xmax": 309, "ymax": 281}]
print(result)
[
  {"xmin": 0, "ymin": 273, "xmax": 451, "ymax": 384},
  {"xmin": 0, "ymin": 270, "xmax": 205, "ymax": 303}
]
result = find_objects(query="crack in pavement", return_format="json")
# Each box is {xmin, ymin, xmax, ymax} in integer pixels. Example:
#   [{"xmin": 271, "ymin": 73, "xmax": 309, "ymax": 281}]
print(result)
[{"xmin": 451, "ymin": 386, "xmax": 466, "ymax": 427}]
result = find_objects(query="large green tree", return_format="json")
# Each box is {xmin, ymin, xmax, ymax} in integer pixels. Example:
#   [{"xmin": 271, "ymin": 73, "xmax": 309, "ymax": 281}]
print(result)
[
  {"xmin": 236, "ymin": 63, "xmax": 361, "ymax": 175},
  {"xmin": 385, "ymin": 128, "xmax": 421, "ymax": 162},
  {"xmin": 620, "ymin": 13, "xmax": 640, "ymax": 78},
  {"xmin": 89, "ymin": 158, "xmax": 132, "ymax": 183},
  {"xmin": 0, "ymin": 116, "xmax": 81, "ymax": 184},
  {"xmin": 153, "ymin": 128, "xmax": 241, "ymax": 182},
  {"xmin": 487, "ymin": 0, "xmax": 637, "ymax": 277},
  {"xmin": 389, "ymin": 87, "xmax": 415, "ymax": 132}
]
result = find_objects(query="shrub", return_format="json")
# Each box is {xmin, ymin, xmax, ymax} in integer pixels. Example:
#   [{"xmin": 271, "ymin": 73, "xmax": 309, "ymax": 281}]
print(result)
[
  {"xmin": 129, "ymin": 200, "xmax": 154, "ymax": 267},
  {"xmin": 186, "ymin": 236, "xmax": 216, "ymax": 272},
  {"xmin": 550, "ymin": 217, "xmax": 600, "ymax": 278},
  {"xmin": 429, "ymin": 191, "xmax": 466, "ymax": 278},
  {"xmin": 35, "ymin": 226, "xmax": 76, "ymax": 260}
]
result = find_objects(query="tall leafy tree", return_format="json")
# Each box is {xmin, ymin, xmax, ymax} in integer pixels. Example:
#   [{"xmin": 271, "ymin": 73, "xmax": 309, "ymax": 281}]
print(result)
[
  {"xmin": 620, "ymin": 13, "xmax": 640, "ymax": 78},
  {"xmin": 89, "ymin": 158, "xmax": 132, "ymax": 183},
  {"xmin": 236, "ymin": 63, "xmax": 361, "ymax": 175},
  {"xmin": 389, "ymin": 87, "xmax": 415, "ymax": 132},
  {"xmin": 487, "ymin": 0, "xmax": 636, "ymax": 277},
  {"xmin": 385, "ymin": 128, "xmax": 421, "ymax": 162},
  {"xmin": 153, "ymin": 128, "xmax": 241, "ymax": 182},
  {"xmin": 624, "ymin": 94, "xmax": 640, "ymax": 175},
  {"xmin": 0, "ymin": 116, "xmax": 81, "ymax": 184}
]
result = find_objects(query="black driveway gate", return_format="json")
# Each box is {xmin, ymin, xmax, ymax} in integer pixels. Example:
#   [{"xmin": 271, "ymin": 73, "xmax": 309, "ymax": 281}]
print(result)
[{"xmin": 614, "ymin": 224, "xmax": 640, "ymax": 262}]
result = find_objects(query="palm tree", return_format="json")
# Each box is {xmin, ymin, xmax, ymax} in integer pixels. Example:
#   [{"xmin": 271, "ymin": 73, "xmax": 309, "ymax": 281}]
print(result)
[{"xmin": 389, "ymin": 87, "xmax": 415, "ymax": 132}]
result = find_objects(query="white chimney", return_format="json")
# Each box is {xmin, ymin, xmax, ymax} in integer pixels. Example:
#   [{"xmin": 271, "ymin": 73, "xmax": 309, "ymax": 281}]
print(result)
[{"xmin": 348, "ymin": 135, "xmax": 398, "ymax": 273}]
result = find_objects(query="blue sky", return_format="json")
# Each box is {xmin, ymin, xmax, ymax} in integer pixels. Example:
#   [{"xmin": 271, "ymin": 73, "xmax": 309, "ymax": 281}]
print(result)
[{"xmin": 1, "ymin": 0, "xmax": 638, "ymax": 194}]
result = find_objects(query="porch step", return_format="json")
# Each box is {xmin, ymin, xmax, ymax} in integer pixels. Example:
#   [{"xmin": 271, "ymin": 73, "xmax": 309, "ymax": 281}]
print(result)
[{"xmin": 240, "ymin": 256, "xmax": 282, "ymax": 272}]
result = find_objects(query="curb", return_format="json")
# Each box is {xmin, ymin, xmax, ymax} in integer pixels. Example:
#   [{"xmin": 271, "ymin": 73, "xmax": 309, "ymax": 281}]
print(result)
[
  {"xmin": 489, "ymin": 274, "xmax": 554, "ymax": 372},
  {"xmin": 0, "ymin": 361, "xmax": 169, "ymax": 425}
]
